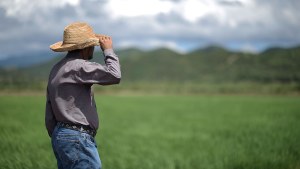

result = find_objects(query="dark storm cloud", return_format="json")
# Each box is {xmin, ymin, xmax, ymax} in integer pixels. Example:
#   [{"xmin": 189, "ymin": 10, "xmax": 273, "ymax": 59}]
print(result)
[
  {"xmin": 0, "ymin": 8, "xmax": 20, "ymax": 31},
  {"xmin": 255, "ymin": 0, "xmax": 300, "ymax": 41}
]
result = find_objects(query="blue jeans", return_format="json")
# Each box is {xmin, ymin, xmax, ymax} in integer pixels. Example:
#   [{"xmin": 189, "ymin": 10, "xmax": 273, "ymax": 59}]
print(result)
[{"xmin": 51, "ymin": 124, "xmax": 102, "ymax": 169}]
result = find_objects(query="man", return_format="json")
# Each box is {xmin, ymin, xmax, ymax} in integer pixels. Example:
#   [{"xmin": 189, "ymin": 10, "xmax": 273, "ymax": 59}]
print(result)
[{"xmin": 45, "ymin": 22, "xmax": 121, "ymax": 169}]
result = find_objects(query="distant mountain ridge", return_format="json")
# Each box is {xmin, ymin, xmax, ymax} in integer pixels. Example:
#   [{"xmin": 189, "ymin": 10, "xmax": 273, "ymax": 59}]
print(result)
[
  {"xmin": 0, "ymin": 51, "xmax": 57, "ymax": 68},
  {"xmin": 0, "ymin": 45, "xmax": 300, "ymax": 91},
  {"xmin": 1, "ymin": 45, "xmax": 299, "ymax": 69}
]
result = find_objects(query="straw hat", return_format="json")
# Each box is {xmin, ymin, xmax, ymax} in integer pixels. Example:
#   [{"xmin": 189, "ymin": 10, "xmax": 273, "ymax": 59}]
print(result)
[{"xmin": 50, "ymin": 22, "xmax": 100, "ymax": 52}]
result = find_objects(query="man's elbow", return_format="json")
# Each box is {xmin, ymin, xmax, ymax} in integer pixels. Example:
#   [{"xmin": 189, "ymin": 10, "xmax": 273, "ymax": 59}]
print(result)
[
  {"xmin": 111, "ymin": 71, "xmax": 121, "ymax": 84},
  {"xmin": 113, "ymin": 77, "xmax": 121, "ymax": 84},
  {"xmin": 104, "ymin": 75, "xmax": 121, "ymax": 85}
]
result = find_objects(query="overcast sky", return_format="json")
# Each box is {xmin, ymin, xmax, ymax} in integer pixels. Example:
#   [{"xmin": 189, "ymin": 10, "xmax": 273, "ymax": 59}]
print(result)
[{"xmin": 0, "ymin": 0, "xmax": 300, "ymax": 59}]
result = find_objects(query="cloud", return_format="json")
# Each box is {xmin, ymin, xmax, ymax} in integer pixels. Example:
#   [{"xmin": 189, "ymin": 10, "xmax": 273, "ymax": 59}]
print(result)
[
  {"xmin": 218, "ymin": 0, "xmax": 243, "ymax": 6},
  {"xmin": 0, "ymin": 0, "xmax": 80, "ymax": 21},
  {"xmin": 0, "ymin": 0, "xmax": 300, "ymax": 59},
  {"xmin": 105, "ymin": 0, "xmax": 173, "ymax": 18}
]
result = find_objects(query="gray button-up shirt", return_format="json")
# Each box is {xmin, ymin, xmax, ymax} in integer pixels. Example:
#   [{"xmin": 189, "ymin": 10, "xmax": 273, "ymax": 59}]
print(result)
[{"xmin": 45, "ymin": 49, "xmax": 121, "ymax": 137}]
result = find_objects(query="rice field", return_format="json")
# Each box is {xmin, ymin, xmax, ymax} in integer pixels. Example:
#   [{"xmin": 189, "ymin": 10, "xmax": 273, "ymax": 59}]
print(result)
[{"xmin": 0, "ymin": 94, "xmax": 299, "ymax": 169}]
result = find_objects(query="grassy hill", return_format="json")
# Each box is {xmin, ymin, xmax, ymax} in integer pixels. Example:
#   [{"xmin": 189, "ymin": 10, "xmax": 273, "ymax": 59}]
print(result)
[{"xmin": 1, "ymin": 45, "xmax": 300, "ymax": 93}]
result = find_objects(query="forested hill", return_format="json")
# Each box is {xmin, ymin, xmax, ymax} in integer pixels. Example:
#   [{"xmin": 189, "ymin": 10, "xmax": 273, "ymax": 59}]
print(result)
[
  {"xmin": 0, "ymin": 45, "xmax": 300, "ymax": 90},
  {"xmin": 118, "ymin": 46, "xmax": 300, "ymax": 83}
]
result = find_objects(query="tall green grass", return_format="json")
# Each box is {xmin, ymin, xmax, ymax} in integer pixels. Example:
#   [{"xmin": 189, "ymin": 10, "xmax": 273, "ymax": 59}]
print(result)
[{"xmin": 0, "ymin": 94, "xmax": 299, "ymax": 169}]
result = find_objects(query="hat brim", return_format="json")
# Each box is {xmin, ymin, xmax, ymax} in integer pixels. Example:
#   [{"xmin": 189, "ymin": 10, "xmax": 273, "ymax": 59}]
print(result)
[{"xmin": 50, "ymin": 38, "xmax": 100, "ymax": 52}]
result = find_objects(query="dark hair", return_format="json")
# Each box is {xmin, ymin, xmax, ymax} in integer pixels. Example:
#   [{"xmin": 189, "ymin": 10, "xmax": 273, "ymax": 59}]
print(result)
[
  {"xmin": 68, "ymin": 46, "xmax": 94, "ymax": 53},
  {"xmin": 68, "ymin": 49, "xmax": 82, "ymax": 53}
]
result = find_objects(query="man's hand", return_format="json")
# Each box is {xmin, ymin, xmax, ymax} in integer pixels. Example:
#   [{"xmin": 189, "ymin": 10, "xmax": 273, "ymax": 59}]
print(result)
[{"xmin": 96, "ymin": 34, "xmax": 113, "ymax": 51}]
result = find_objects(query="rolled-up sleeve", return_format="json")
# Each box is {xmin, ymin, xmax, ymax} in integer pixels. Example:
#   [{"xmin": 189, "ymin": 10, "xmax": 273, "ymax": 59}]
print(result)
[
  {"xmin": 74, "ymin": 49, "xmax": 121, "ymax": 85},
  {"xmin": 45, "ymin": 86, "xmax": 57, "ymax": 137}
]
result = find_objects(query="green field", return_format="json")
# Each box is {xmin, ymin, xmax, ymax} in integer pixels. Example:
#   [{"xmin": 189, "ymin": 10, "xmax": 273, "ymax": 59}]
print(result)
[{"xmin": 0, "ymin": 94, "xmax": 299, "ymax": 169}]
